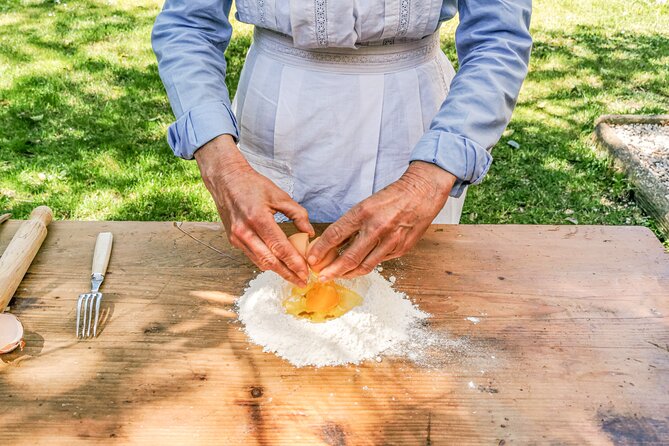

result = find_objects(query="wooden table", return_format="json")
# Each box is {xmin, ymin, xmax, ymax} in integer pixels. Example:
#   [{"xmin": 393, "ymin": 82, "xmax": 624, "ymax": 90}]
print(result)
[{"xmin": 1, "ymin": 222, "xmax": 667, "ymax": 445}]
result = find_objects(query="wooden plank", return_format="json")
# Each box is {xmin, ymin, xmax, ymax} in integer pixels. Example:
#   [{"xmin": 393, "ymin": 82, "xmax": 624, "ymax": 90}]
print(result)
[{"xmin": 0, "ymin": 222, "xmax": 668, "ymax": 445}]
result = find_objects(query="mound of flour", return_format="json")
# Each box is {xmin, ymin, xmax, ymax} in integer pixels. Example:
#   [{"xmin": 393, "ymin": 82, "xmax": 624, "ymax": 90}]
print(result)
[{"xmin": 236, "ymin": 270, "xmax": 431, "ymax": 367}]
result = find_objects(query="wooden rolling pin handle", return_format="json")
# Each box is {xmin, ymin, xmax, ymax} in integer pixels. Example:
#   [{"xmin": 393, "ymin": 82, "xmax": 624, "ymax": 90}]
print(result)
[
  {"xmin": 0, "ymin": 206, "xmax": 53, "ymax": 312},
  {"xmin": 91, "ymin": 232, "xmax": 113, "ymax": 276}
]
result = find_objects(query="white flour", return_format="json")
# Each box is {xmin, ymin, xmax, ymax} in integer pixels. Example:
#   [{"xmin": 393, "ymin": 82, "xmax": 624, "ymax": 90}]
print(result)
[{"xmin": 236, "ymin": 270, "xmax": 435, "ymax": 367}]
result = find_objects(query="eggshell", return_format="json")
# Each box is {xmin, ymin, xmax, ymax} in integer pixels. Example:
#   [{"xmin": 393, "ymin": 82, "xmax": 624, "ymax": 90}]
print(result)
[
  {"xmin": 307, "ymin": 237, "xmax": 339, "ymax": 273},
  {"xmin": 288, "ymin": 232, "xmax": 310, "ymax": 258},
  {"xmin": 0, "ymin": 313, "xmax": 24, "ymax": 354}
]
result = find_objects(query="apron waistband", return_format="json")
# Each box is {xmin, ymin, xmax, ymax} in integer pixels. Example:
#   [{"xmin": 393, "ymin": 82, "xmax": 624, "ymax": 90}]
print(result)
[{"xmin": 252, "ymin": 27, "xmax": 441, "ymax": 73}]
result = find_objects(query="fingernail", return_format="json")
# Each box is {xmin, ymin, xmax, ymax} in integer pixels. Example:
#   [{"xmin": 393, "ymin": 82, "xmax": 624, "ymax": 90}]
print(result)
[
  {"xmin": 318, "ymin": 275, "xmax": 328, "ymax": 283},
  {"xmin": 307, "ymin": 255, "xmax": 317, "ymax": 265}
]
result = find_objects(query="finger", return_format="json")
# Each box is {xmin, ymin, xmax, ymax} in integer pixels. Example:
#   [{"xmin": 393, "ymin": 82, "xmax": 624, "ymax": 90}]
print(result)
[
  {"xmin": 307, "ymin": 208, "xmax": 363, "ymax": 267},
  {"xmin": 317, "ymin": 230, "xmax": 381, "ymax": 282},
  {"xmin": 342, "ymin": 232, "xmax": 402, "ymax": 279},
  {"xmin": 230, "ymin": 221, "xmax": 306, "ymax": 286},
  {"xmin": 274, "ymin": 198, "xmax": 315, "ymax": 237},
  {"xmin": 250, "ymin": 215, "xmax": 310, "ymax": 283},
  {"xmin": 241, "ymin": 232, "xmax": 307, "ymax": 287}
]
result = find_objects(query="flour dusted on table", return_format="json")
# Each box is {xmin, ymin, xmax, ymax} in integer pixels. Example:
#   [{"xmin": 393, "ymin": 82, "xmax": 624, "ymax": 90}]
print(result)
[{"xmin": 236, "ymin": 270, "xmax": 437, "ymax": 367}]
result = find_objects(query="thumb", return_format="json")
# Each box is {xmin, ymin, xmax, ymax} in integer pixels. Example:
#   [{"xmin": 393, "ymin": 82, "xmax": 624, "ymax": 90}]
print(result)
[{"xmin": 275, "ymin": 199, "xmax": 315, "ymax": 236}]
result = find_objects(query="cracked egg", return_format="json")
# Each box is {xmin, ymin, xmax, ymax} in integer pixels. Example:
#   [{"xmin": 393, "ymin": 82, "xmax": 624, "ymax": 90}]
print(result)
[{"xmin": 283, "ymin": 233, "xmax": 363, "ymax": 323}]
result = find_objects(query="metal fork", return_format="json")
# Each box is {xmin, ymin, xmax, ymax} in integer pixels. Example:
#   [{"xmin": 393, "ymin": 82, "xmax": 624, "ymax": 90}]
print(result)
[{"xmin": 76, "ymin": 232, "xmax": 113, "ymax": 338}]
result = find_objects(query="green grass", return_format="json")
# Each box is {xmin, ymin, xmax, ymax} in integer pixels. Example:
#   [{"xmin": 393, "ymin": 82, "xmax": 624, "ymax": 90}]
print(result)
[{"xmin": 0, "ymin": 0, "xmax": 668, "ymax": 243}]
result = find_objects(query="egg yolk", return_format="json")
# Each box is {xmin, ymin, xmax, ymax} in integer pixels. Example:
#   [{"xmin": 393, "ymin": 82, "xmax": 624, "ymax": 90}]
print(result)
[{"xmin": 283, "ymin": 274, "xmax": 363, "ymax": 323}]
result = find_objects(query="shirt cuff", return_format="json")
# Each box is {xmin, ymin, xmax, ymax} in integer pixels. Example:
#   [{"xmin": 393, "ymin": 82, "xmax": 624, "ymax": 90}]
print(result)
[
  {"xmin": 410, "ymin": 130, "xmax": 493, "ymax": 198},
  {"xmin": 166, "ymin": 101, "xmax": 239, "ymax": 160}
]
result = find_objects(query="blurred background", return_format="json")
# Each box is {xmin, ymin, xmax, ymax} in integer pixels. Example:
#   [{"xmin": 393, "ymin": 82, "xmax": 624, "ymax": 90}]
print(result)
[{"xmin": 0, "ymin": 0, "xmax": 667, "ymax": 243}]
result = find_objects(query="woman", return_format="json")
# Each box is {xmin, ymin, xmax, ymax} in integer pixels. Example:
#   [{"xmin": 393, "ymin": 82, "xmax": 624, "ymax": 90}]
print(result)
[{"xmin": 152, "ymin": 1, "xmax": 532, "ymax": 287}]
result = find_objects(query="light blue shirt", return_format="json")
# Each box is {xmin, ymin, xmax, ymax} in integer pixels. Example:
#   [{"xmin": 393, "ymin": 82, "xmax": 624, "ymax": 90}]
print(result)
[{"xmin": 152, "ymin": 0, "xmax": 532, "ymax": 197}]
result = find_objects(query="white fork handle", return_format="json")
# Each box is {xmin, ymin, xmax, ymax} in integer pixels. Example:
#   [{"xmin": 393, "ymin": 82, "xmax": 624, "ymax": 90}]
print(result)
[{"xmin": 91, "ymin": 232, "xmax": 113, "ymax": 276}]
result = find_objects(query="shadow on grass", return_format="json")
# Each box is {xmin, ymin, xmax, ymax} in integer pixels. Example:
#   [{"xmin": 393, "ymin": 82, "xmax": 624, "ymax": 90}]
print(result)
[
  {"xmin": 0, "ymin": 0, "xmax": 249, "ymax": 220},
  {"xmin": 0, "ymin": 1, "xmax": 666, "ymax": 241},
  {"xmin": 464, "ymin": 26, "xmax": 668, "ymax": 238},
  {"xmin": 111, "ymin": 189, "xmax": 220, "ymax": 221}
]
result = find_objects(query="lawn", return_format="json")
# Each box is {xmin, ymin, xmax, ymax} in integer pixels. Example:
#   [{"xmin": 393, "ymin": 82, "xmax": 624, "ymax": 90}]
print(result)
[{"xmin": 1, "ymin": 0, "xmax": 668, "ymax": 243}]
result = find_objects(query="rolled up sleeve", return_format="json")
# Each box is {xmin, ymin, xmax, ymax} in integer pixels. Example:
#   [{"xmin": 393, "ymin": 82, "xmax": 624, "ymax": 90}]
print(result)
[
  {"xmin": 152, "ymin": 0, "xmax": 238, "ymax": 159},
  {"xmin": 410, "ymin": 0, "xmax": 532, "ymax": 197}
]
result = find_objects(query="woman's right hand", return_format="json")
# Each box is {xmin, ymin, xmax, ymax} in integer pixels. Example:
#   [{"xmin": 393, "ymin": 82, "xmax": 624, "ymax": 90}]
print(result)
[{"xmin": 195, "ymin": 134, "xmax": 314, "ymax": 287}]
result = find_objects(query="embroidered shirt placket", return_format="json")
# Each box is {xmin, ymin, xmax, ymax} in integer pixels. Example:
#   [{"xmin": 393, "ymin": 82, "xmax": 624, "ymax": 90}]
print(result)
[
  {"xmin": 314, "ymin": 0, "xmax": 328, "ymax": 47},
  {"xmin": 397, "ymin": 0, "xmax": 410, "ymax": 37}
]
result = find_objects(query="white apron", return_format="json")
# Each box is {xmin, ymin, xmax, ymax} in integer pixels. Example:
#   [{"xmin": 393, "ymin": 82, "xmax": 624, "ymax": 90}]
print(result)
[{"xmin": 232, "ymin": 1, "xmax": 466, "ymax": 223}]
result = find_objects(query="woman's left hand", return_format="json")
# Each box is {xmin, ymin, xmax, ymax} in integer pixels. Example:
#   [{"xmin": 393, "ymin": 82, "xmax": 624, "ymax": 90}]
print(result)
[{"xmin": 307, "ymin": 161, "xmax": 457, "ymax": 281}]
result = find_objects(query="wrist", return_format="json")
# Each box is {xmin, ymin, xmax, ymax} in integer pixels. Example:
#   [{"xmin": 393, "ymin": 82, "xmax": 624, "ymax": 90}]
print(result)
[
  {"xmin": 404, "ymin": 161, "xmax": 456, "ymax": 199},
  {"xmin": 194, "ymin": 134, "xmax": 240, "ymax": 163},
  {"xmin": 194, "ymin": 134, "xmax": 251, "ymax": 182}
]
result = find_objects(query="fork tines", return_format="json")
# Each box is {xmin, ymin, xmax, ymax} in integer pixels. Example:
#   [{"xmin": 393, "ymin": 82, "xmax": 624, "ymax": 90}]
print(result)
[{"xmin": 76, "ymin": 293, "xmax": 102, "ymax": 338}]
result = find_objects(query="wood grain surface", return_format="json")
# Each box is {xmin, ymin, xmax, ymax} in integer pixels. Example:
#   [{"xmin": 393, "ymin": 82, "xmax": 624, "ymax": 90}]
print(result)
[{"xmin": 0, "ymin": 221, "xmax": 667, "ymax": 445}]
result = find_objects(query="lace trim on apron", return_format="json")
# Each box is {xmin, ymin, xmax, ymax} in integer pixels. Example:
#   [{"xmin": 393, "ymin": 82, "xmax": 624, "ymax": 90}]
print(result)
[{"xmin": 253, "ymin": 27, "xmax": 440, "ymax": 72}]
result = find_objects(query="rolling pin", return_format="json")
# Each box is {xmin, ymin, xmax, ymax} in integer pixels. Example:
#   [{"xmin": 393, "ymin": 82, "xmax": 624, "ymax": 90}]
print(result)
[{"xmin": 0, "ymin": 206, "xmax": 53, "ymax": 312}]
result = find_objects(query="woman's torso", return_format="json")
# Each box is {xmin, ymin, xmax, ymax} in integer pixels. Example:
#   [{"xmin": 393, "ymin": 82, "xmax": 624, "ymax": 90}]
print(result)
[{"xmin": 231, "ymin": 0, "xmax": 467, "ymax": 223}]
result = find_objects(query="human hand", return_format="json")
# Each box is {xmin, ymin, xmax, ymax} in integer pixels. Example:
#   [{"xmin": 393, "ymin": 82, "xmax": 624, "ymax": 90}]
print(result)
[
  {"xmin": 307, "ymin": 161, "xmax": 456, "ymax": 281},
  {"xmin": 195, "ymin": 135, "xmax": 314, "ymax": 287}
]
